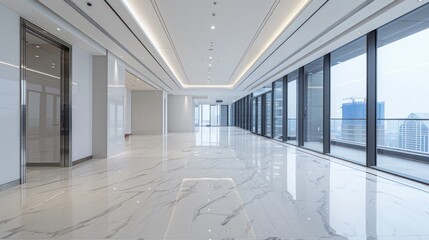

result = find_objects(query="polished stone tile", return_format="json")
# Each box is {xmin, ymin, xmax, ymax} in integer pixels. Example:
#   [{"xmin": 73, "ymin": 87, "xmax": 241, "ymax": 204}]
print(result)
[{"xmin": 0, "ymin": 127, "xmax": 429, "ymax": 239}]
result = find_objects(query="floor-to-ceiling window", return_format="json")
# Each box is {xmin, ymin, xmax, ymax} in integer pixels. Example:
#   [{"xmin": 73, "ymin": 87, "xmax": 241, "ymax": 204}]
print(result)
[
  {"xmin": 194, "ymin": 105, "xmax": 200, "ymax": 126},
  {"xmin": 252, "ymin": 98, "xmax": 257, "ymax": 133},
  {"xmin": 257, "ymin": 96, "xmax": 262, "ymax": 135},
  {"xmin": 376, "ymin": 4, "xmax": 429, "ymax": 182},
  {"xmin": 303, "ymin": 58, "xmax": 324, "ymax": 151},
  {"xmin": 201, "ymin": 105, "xmax": 210, "ymax": 126},
  {"xmin": 273, "ymin": 79, "xmax": 283, "ymax": 141},
  {"xmin": 230, "ymin": 103, "xmax": 235, "ymax": 126},
  {"xmin": 244, "ymin": 3, "xmax": 429, "ymax": 184},
  {"xmin": 330, "ymin": 37, "xmax": 367, "ymax": 164},
  {"xmin": 265, "ymin": 93, "xmax": 272, "ymax": 138},
  {"xmin": 197, "ymin": 104, "xmax": 228, "ymax": 127},
  {"xmin": 287, "ymin": 71, "xmax": 298, "ymax": 145}
]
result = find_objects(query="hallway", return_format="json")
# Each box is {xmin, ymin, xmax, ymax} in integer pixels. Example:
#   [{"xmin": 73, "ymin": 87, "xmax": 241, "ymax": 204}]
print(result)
[{"xmin": 0, "ymin": 127, "xmax": 428, "ymax": 239}]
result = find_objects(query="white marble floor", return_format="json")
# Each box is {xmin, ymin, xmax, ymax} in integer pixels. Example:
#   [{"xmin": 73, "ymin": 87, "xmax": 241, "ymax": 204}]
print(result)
[{"xmin": 1, "ymin": 127, "xmax": 429, "ymax": 240}]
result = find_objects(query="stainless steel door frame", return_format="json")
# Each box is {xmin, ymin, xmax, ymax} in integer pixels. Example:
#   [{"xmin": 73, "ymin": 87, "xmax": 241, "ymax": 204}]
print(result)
[{"xmin": 20, "ymin": 19, "xmax": 72, "ymax": 183}]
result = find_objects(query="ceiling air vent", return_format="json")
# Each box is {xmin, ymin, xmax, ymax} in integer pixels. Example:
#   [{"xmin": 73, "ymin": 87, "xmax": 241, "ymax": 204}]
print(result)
[{"xmin": 216, "ymin": 100, "xmax": 223, "ymax": 103}]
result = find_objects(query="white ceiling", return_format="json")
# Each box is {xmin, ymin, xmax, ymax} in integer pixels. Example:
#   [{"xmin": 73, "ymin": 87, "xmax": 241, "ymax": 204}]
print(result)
[
  {"xmin": 125, "ymin": 71, "xmax": 156, "ymax": 91},
  {"xmin": 129, "ymin": 0, "xmax": 277, "ymax": 86},
  {"xmin": 1, "ymin": 0, "xmax": 427, "ymax": 104}
]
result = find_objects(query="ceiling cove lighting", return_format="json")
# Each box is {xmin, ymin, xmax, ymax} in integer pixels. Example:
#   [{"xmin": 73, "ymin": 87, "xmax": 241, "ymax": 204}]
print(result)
[
  {"xmin": 123, "ymin": 0, "xmax": 308, "ymax": 89},
  {"xmin": 123, "ymin": 0, "xmax": 191, "ymax": 87},
  {"xmin": 230, "ymin": 0, "xmax": 310, "ymax": 87}
]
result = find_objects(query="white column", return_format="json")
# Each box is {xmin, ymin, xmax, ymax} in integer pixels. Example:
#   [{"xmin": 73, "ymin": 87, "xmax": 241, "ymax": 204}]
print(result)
[{"xmin": 92, "ymin": 52, "xmax": 125, "ymax": 158}]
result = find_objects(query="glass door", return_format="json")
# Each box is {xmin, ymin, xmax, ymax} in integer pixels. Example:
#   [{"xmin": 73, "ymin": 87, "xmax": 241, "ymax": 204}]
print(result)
[
  {"xmin": 25, "ymin": 32, "xmax": 62, "ymax": 166},
  {"xmin": 22, "ymin": 20, "xmax": 71, "ymax": 182}
]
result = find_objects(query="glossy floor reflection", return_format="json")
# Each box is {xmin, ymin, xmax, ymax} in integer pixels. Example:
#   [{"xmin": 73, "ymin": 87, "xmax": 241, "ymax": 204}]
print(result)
[{"xmin": 0, "ymin": 127, "xmax": 429, "ymax": 239}]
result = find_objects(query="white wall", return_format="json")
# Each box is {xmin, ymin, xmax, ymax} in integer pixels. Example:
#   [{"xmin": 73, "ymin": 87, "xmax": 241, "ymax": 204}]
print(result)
[
  {"xmin": 131, "ymin": 90, "xmax": 164, "ymax": 135},
  {"xmin": 107, "ymin": 53, "xmax": 125, "ymax": 156},
  {"xmin": 0, "ymin": 4, "xmax": 20, "ymax": 186},
  {"xmin": 168, "ymin": 95, "xmax": 194, "ymax": 133},
  {"xmin": 72, "ymin": 46, "xmax": 93, "ymax": 162},
  {"xmin": 92, "ymin": 56, "xmax": 108, "ymax": 158},
  {"xmin": 124, "ymin": 89, "xmax": 132, "ymax": 135}
]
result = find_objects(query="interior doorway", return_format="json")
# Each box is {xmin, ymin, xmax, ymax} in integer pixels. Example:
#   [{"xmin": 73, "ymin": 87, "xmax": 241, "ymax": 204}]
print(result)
[
  {"xmin": 20, "ymin": 20, "xmax": 71, "ymax": 183},
  {"xmin": 195, "ymin": 104, "xmax": 229, "ymax": 127}
]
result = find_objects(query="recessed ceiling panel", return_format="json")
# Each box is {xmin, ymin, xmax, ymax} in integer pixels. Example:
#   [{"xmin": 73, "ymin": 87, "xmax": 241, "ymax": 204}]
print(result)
[{"xmin": 128, "ymin": 0, "xmax": 276, "ymax": 86}]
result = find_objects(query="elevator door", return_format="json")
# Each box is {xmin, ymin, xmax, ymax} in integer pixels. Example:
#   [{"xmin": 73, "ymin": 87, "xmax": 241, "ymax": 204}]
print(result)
[{"xmin": 25, "ymin": 32, "xmax": 62, "ymax": 165}]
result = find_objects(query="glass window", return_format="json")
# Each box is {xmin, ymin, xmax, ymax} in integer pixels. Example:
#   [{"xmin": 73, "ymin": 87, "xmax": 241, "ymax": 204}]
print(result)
[
  {"xmin": 257, "ymin": 96, "xmax": 262, "ymax": 135},
  {"xmin": 330, "ymin": 37, "xmax": 367, "ymax": 164},
  {"xmin": 287, "ymin": 70, "xmax": 298, "ymax": 145},
  {"xmin": 265, "ymin": 93, "xmax": 272, "ymax": 138},
  {"xmin": 252, "ymin": 98, "xmax": 257, "ymax": 133},
  {"xmin": 273, "ymin": 79, "xmax": 283, "ymax": 141},
  {"xmin": 230, "ymin": 103, "xmax": 234, "ymax": 126},
  {"xmin": 201, "ymin": 105, "xmax": 210, "ymax": 126},
  {"xmin": 304, "ymin": 57, "xmax": 324, "ymax": 152},
  {"xmin": 376, "ymin": 3, "xmax": 429, "ymax": 182},
  {"xmin": 194, "ymin": 105, "xmax": 200, "ymax": 126}
]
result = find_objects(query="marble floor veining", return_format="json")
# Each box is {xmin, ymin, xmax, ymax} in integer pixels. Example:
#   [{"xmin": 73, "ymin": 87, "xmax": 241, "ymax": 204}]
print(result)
[{"xmin": 1, "ymin": 127, "xmax": 429, "ymax": 239}]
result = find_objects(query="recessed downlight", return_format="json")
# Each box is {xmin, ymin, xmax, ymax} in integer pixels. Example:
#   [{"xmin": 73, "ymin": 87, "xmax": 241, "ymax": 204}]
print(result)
[
  {"xmin": 56, "ymin": 28, "xmax": 61, "ymax": 31},
  {"xmin": 211, "ymin": 25, "xmax": 215, "ymax": 30},
  {"xmin": 34, "ymin": 55, "xmax": 39, "ymax": 58},
  {"xmin": 208, "ymin": 64, "xmax": 212, "ymax": 67},
  {"xmin": 35, "ymin": 45, "xmax": 40, "ymax": 48},
  {"xmin": 209, "ymin": 56, "xmax": 212, "ymax": 59}
]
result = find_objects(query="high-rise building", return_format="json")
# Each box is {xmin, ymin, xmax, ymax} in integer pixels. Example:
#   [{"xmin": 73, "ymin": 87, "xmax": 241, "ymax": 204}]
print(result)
[
  {"xmin": 399, "ymin": 113, "xmax": 429, "ymax": 153},
  {"xmin": 340, "ymin": 99, "xmax": 385, "ymax": 144}
]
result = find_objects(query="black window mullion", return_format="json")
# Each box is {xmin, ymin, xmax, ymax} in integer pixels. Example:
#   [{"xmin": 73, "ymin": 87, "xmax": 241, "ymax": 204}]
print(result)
[
  {"xmin": 271, "ymin": 82, "xmax": 275, "ymax": 139},
  {"xmin": 283, "ymin": 75, "xmax": 288, "ymax": 142},
  {"xmin": 367, "ymin": 30, "xmax": 377, "ymax": 167},
  {"xmin": 298, "ymin": 67, "xmax": 305, "ymax": 146},
  {"xmin": 323, "ymin": 53, "xmax": 331, "ymax": 154}
]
